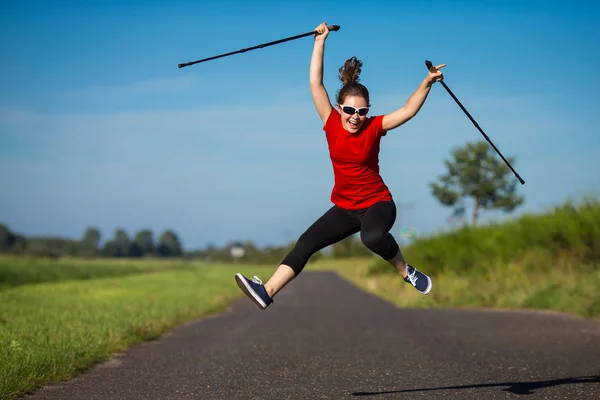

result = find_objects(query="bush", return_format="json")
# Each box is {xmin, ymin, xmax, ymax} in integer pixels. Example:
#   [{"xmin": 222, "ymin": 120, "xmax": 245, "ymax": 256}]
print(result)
[{"xmin": 367, "ymin": 196, "xmax": 600, "ymax": 276}]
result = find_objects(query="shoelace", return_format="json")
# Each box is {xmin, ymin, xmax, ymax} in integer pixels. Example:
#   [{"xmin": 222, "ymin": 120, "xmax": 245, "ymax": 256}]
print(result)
[
  {"xmin": 251, "ymin": 276, "xmax": 263, "ymax": 285},
  {"xmin": 405, "ymin": 268, "xmax": 419, "ymax": 286}
]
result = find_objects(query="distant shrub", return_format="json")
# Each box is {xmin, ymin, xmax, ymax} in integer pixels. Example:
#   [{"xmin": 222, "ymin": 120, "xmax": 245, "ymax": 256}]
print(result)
[{"xmin": 367, "ymin": 196, "xmax": 600, "ymax": 276}]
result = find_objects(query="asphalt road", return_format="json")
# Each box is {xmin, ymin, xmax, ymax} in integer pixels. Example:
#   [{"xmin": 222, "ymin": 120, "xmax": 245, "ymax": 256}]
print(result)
[{"xmin": 27, "ymin": 271, "xmax": 600, "ymax": 400}]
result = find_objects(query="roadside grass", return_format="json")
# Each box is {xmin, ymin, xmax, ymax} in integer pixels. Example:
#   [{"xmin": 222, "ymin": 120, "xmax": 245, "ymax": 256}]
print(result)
[
  {"xmin": 308, "ymin": 256, "xmax": 600, "ymax": 320},
  {"xmin": 0, "ymin": 263, "xmax": 274, "ymax": 400},
  {"xmin": 0, "ymin": 256, "xmax": 200, "ymax": 289},
  {"xmin": 367, "ymin": 196, "xmax": 600, "ymax": 277}
]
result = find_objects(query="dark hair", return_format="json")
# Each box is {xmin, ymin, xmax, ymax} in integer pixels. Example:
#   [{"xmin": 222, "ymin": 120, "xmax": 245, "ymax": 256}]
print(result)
[{"xmin": 336, "ymin": 56, "xmax": 370, "ymax": 106}]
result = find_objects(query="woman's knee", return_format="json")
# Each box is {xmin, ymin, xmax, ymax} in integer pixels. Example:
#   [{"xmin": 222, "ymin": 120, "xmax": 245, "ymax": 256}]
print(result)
[
  {"xmin": 360, "ymin": 228, "xmax": 386, "ymax": 251},
  {"xmin": 360, "ymin": 229, "xmax": 399, "ymax": 260}
]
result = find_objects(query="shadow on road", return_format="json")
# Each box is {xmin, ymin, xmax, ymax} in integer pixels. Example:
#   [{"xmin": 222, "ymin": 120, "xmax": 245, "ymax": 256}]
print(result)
[{"xmin": 352, "ymin": 375, "xmax": 600, "ymax": 396}]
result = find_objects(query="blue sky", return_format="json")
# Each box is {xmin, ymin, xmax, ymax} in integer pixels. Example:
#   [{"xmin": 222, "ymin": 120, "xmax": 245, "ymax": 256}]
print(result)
[{"xmin": 1, "ymin": 0, "xmax": 599, "ymax": 250}]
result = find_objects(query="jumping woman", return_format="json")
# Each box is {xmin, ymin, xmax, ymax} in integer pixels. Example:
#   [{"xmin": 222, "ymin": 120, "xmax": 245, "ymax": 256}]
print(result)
[{"xmin": 235, "ymin": 22, "xmax": 445, "ymax": 310}]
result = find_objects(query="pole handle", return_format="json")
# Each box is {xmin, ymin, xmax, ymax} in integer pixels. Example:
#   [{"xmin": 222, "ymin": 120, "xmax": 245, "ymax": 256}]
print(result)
[
  {"xmin": 327, "ymin": 25, "xmax": 341, "ymax": 31},
  {"xmin": 425, "ymin": 60, "xmax": 434, "ymax": 71}
]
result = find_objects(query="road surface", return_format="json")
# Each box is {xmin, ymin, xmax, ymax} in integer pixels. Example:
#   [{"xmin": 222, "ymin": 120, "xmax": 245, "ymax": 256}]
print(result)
[{"xmin": 27, "ymin": 271, "xmax": 600, "ymax": 399}]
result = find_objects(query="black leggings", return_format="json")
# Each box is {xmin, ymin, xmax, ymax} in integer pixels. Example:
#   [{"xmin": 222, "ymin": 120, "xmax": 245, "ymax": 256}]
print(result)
[{"xmin": 281, "ymin": 200, "xmax": 400, "ymax": 276}]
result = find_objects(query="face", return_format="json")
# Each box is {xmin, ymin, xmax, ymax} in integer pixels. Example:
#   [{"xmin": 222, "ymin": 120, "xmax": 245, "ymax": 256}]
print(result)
[{"xmin": 338, "ymin": 95, "xmax": 369, "ymax": 134}]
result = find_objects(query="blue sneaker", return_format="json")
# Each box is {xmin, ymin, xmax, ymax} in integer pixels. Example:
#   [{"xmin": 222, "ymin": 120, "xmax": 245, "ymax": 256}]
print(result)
[
  {"xmin": 404, "ymin": 264, "xmax": 432, "ymax": 295},
  {"xmin": 234, "ymin": 273, "xmax": 273, "ymax": 310}
]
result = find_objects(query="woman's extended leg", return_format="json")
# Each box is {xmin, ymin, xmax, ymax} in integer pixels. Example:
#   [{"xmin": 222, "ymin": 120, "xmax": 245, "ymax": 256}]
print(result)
[{"xmin": 235, "ymin": 205, "xmax": 360, "ymax": 309}]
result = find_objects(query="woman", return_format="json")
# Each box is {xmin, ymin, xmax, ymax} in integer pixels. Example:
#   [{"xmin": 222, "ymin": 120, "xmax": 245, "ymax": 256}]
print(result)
[{"xmin": 235, "ymin": 22, "xmax": 445, "ymax": 310}]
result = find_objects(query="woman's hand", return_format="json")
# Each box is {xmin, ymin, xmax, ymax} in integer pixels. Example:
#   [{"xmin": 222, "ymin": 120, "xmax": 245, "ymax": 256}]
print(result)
[
  {"xmin": 314, "ymin": 22, "xmax": 330, "ymax": 42},
  {"xmin": 427, "ymin": 63, "xmax": 446, "ymax": 85}
]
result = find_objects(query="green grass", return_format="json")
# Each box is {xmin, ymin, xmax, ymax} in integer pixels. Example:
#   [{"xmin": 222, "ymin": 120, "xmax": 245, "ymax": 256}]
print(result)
[
  {"xmin": 367, "ymin": 196, "xmax": 600, "ymax": 276},
  {"xmin": 0, "ymin": 256, "xmax": 199, "ymax": 289},
  {"xmin": 0, "ymin": 263, "xmax": 275, "ymax": 400},
  {"xmin": 308, "ymin": 256, "xmax": 600, "ymax": 319}
]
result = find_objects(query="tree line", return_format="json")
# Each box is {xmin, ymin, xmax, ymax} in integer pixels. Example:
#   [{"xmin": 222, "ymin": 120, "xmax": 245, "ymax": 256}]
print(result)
[
  {"xmin": 0, "ymin": 225, "xmax": 183, "ymax": 258},
  {"xmin": 0, "ymin": 223, "xmax": 375, "ymax": 264}
]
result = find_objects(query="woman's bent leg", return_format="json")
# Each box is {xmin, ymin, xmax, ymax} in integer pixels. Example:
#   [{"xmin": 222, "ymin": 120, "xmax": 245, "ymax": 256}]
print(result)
[{"xmin": 359, "ymin": 201, "xmax": 432, "ymax": 294}]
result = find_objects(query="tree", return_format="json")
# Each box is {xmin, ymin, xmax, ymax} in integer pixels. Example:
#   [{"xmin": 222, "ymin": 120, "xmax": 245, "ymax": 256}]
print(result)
[
  {"xmin": 156, "ymin": 229, "xmax": 183, "ymax": 257},
  {"xmin": 114, "ymin": 228, "xmax": 131, "ymax": 257},
  {"xmin": 25, "ymin": 237, "xmax": 79, "ymax": 258},
  {"xmin": 100, "ymin": 228, "xmax": 132, "ymax": 258},
  {"xmin": 134, "ymin": 229, "xmax": 154, "ymax": 256},
  {"xmin": 429, "ymin": 140, "xmax": 525, "ymax": 225},
  {"xmin": 101, "ymin": 241, "xmax": 121, "ymax": 258},
  {"xmin": 10, "ymin": 234, "xmax": 27, "ymax": 254},
  {"xmin": 0, "ymin": 223, "xmax": 15, "ymax": 252},
  {"xmin": 81, "ymin": 227, "xmax": 102, "ymax": 257},
  {"xmin": 82, "ymin": 227, "xmax": 102, "ymax": 248}
]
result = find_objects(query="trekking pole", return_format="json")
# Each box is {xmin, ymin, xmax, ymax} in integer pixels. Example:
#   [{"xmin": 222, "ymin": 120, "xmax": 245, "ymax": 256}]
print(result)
[
  {"xmin": 178, "ymin": 25, "xmax": 341, "ymax": 69},
  {"xmin": 426, "ymin": 60, "xmax": 525, "ymax": 185}
]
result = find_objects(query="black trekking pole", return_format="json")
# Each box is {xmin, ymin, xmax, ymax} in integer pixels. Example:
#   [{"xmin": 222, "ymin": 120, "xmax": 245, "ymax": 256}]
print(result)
[
  {"xmin": 178, "ymin": 25, "xmax": 341, "ymax": 69},
  {"xmin": 425, "ymin": 60, "xmax": 525, "ymax": 185}
]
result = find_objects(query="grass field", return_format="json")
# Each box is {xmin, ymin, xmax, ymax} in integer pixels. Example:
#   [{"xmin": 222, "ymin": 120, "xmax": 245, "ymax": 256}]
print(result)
[
  {"xmin": 0, "ymin": 262, "xmax": 275, "ymax": 400},
  {"xmin": 0, "ymin": 256, "xmax": 198, "ymax": 289}
]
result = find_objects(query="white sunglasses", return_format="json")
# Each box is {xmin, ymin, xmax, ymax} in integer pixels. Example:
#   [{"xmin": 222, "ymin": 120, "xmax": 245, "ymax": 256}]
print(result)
[{"xmin": 339, "ymin": 104, "xmax": 370, "ymax": 116}]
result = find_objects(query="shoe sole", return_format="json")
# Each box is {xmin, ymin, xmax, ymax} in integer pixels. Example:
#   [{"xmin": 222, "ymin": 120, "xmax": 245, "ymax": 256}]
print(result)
[
  {"xmin": 420, "ymin": 276, "xmax": 432, "ymax": 295},
  {"xmin": 235, "ymin": 273, "xmax": 267, "ymax": 310}
]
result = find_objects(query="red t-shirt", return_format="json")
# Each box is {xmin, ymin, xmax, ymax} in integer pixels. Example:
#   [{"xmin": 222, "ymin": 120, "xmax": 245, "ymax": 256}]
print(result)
[{"xmin": 323, "ymin": 109, "xmax": 393, "ymax": 210}]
